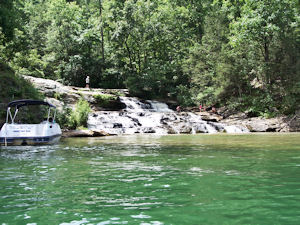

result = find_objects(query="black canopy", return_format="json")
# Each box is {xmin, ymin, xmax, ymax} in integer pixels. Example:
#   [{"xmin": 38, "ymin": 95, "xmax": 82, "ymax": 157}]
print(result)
[{"xmin": 7, "ymin": 99, "xmax": 55, "ymax": 109}]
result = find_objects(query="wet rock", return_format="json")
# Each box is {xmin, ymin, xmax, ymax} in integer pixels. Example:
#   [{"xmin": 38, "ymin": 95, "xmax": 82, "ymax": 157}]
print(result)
[
  {"xmin": 209, "ymin": 122, "xmax": 225, "ymax": 132},
  {"xmin": 161, "ymin": 113, "xmax": 178, "ymax": 122},
  {"xmin": 62, "ymin": 129, "xmax": 111, "ymax": 137},
  {"xmin": 199, "ymin": 112, "xmax": 223, "ymax": 122},
  {"xmin": 142, "ymin": 127, "xmax": 156, "ymax": 133},
  {"xmin": 180, "ymin": 125, "xmax": 193, "ymax": 134},
  {"xmin": 166, "ymin": 125, "xmax": 178, "ymax": 134},
  {"xmin": 173, "ymin": 123, "xmax": 193, "ymax": 134},
  {"xmin": 92, "ymin": 129, "xmax": 112, "ymax": 136},
  {"xmin": 194, "ymin": 124, "xmax": 209, "ymax": 133},
  {"xmin": 113, "ymin": 123, "xmax": 123, "ymax": 128}
]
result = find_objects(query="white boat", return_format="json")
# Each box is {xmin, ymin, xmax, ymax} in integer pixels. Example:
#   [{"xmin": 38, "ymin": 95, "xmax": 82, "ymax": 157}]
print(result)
[{"xmin": 0, "ymin": 100, "xmax": 62, "ymax": 146}]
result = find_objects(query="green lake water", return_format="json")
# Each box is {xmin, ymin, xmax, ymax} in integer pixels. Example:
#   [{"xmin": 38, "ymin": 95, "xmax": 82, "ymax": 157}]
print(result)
[{"xmin": 1, "ymin": 133, "xmax": 300, "ymax": 224}]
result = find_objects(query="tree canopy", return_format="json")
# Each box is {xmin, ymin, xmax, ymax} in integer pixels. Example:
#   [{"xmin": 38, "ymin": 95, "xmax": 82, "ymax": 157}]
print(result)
[{"xmin": 0, "ymin": 0, "xmax": 299, "ymax": 115}]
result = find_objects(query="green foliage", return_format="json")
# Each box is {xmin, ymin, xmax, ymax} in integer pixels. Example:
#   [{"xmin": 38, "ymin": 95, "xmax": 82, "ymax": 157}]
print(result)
[
  {"xmin": 0, "ymin": 62, "xmax": 43, "ymax": 125},
  {"xmin": 184, "ymin": 0, "xmax": 299, "ymax": 115},
  {"xmin": 0, "ymin": 0, "xmax": 299, "ymax": 117},
  {"xmin": 68, "ymin": 98, "xmax": 91, "ymax": 129},
  {"xmin": 175, "ymin": 85, "xmax": 194, "ymax": 107},
  {"xmin": 104, "ymin": 0, "xmax": 198, "ymax": 98},
  {"xmin": 0, "ymin": 63, "xmax": 43, "ymax": 102},
  {"xmin": 239, "ymin": 91, "xmax": 278, "ymax": 118},
  {"xmin": 109, "ymin": 90, "xmax": 125, "ymax": 97},
  {"xmin": 0, "ymin": 0, "xmax": 19, "ymax": 41},
  {"xmin": 55, "ymin": 97, "xmax": 92, "ymax": 131},
  {"xmin": 54, "ymin": 92, "xmax": 62, "ymax": 100},
  {"xmin": 55, "ymin": 107, "xmax": 72, "ymax": 129},
  {"xmin": 93, "ymin": 93, "xmax": 117, "ymax": 107}
]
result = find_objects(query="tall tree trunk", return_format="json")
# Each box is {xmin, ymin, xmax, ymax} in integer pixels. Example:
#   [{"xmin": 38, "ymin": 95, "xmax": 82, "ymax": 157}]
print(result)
[
  {"xmin": 264, "ymin": 36, "xmax": 270, "ymax": 84},
  {"xmin": 125, "ymin": 40, "xmax": 134, "ymax": 72},
  {"xmin": 99, "ymin": 0, "xmax": 105, "ymax": 63}
]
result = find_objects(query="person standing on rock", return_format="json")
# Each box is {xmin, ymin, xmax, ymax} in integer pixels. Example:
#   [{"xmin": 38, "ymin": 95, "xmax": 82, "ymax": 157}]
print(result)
[
  {"xmin": 176, "ymin": 105, "xmax": 181, "ymax": 113},
  {"xmin": 199, "ymin": 104, "xmax": 203, "ymax": 112},
  {"xmin": 85, "ymin": 76, "xmax": 90, "ymax": 89},
  {"xmin": 212, "ymin": 106, "xmax": 216, "ymax": 114}
]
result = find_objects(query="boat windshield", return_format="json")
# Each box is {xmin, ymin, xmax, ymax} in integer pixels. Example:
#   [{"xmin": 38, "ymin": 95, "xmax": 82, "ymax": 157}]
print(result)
[{"xmin": 6, "ymin": 100, "xmax": 56, "ymax": 124}]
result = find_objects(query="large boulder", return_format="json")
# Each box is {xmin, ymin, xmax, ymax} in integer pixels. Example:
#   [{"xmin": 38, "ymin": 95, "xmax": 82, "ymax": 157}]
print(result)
[
  {"xmin": 222, "ymin": 116, "xmax": 288, "ymax": 132},
  {"xmin": 284, "ymin": 110, "xmax": 300, "ymax": 132},
  {"xmin": 62, "ymin": 129, "xmax": 111, "ymax": 137},
  {"xmin": 198, "ymin": 112, "xmax": 223, "ymax": 122},
  {"xmin": 23, "ymin": 75, "xmax": 81, "ymax": 105}
]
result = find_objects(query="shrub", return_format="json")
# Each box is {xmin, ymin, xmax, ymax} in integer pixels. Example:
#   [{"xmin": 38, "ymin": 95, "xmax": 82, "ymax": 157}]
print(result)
[
  {"xmin": 68, "ymin": 98, "xmax": 91, "ymax": 129},
  {"xmin": 93, "ymin": 94, "xmax": 117, "ymax": 107},
  {"xmin": 55, "ymin": 107, "xmax": 72, "ymax": 129}
]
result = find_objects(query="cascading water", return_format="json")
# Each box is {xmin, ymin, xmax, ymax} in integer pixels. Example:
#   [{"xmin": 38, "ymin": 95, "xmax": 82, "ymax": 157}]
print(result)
[
  {"xmin": 88, "ymin": 97, "xmax": 249, "ymax": 135},
  {"xmin": 118, "ymin": 97, "xmax": 151, "ymax": 112},
  {"xmin": 146, "ymin": 100, "xmax": 173, "ymax": 113}
]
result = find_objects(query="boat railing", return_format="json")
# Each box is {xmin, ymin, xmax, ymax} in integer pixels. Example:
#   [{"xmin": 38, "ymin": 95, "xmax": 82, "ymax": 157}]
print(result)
[{"xmin": 5, "ymin": 100, "xmax": 57, "ymax": 125}]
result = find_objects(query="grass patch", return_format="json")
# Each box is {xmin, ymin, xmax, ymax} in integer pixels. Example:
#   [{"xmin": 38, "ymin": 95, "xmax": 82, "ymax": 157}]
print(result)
[{"xmin": 93, "ymin": 93, "xmax": 117, "ymax": 107}]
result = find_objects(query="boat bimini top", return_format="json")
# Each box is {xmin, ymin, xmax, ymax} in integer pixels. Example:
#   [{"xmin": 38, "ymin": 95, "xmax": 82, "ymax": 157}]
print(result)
[
  {"xmin": 6, "ymin": 99, "xmax": 56, "ymax": 124},
  {"xmin": 1, "ymin": 99, "xmax": 61, "ymax": 146}
]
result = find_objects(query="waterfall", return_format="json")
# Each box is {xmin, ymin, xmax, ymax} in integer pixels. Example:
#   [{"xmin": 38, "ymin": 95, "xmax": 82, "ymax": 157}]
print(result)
[
  {"xmin": 88, "ymin": 97, "xmax": 249, "ymax": 135},
  {"xmin": 119, "ymin": 97, "xmax": 150, "ymax": 112},
  {"xmin": 146, "ymin": 100, "xmax": 173, "ymax": 113}
]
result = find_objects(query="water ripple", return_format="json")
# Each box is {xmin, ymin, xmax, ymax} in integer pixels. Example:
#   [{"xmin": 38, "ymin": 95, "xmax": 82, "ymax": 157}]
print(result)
[{"xmin": 0, "ymin": 134, "xmax": 300, "ymax": 224}]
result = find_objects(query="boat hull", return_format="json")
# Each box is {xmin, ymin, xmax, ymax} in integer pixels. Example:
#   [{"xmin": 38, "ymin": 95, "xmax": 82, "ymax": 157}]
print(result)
[
  {"xmin": 0, "ymin": 134, "xmax": 61, "ymax": 146},
  {"xmin": 0, "ymin": 123, "xmax": 62, "ymax": 146}
]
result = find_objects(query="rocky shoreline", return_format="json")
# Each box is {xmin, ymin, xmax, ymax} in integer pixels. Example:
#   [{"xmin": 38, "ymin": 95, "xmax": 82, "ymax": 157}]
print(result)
[
  {"xmin": 221, "ymin": 113, "xmax": 298, "ymax": 132},
  {"xmin": 18, "ymin": 75, "xmax": 300, "ymax": 135}
]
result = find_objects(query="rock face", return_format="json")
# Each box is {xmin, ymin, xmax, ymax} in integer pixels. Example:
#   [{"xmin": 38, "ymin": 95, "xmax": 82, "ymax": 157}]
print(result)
[
  {"xmin": 222, "ymin": 113, "xmax": 296, "ymax": 132},
  {"xmin": 22, "ymin": 75, "xmax": 128, "ymax": 111},
  {"xmin": 21, "ymin": 75, "xmax": 299, "ymax": 134},
  {"xmin": 198, "ymin": 112, "xmax": 223, "ymax": 122},
  {"xmin": 284, "ymin": 110, "xmax": 300, "ymax": 132}
]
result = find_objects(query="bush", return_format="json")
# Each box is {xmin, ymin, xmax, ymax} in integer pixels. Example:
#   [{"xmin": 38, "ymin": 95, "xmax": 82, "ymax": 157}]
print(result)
[
  {"xmin": 55, "ymin": 107, "xmax": 72, "ymax": 129},
  {"xmin": 93, "ymin": 94, "xmax": 117, "ymax": 108},
  {"xmin": 68, "ymin": 98, "xmax": 91, "ymax": 129}
]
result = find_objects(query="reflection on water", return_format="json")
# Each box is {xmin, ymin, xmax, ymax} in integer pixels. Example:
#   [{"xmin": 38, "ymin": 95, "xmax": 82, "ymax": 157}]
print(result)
[{"xmin": 0, "ymin": 133, "xmax": 300, "ymax": 224}]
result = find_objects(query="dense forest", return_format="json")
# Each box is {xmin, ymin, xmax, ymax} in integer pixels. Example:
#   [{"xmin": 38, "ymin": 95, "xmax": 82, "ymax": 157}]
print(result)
[{"xmin": 0, "ymin": 0, "xmax": 299, "ymax": 116}]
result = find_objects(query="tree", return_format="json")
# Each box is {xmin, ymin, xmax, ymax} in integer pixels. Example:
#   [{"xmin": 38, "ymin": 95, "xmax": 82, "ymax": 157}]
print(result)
[
  {"xmin": 230, "ymin": 0, "xmax": 299, "ymax": 86},
  {"xmin": 0, "ymin": 0, "xmax": 17, "ymax": 41},
  {"xmin": 229, "ymin": 0, "xmax": 299, "ymax": 113}
]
